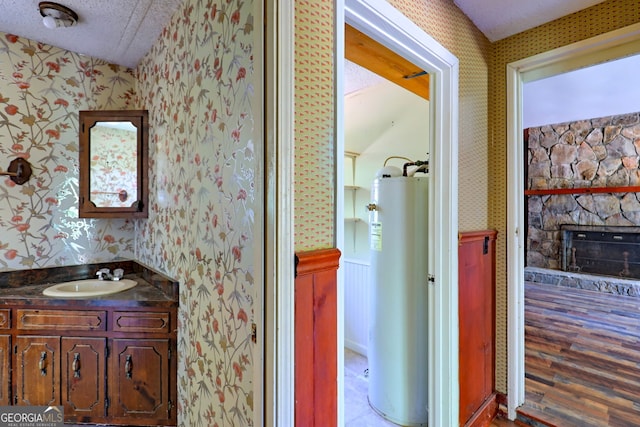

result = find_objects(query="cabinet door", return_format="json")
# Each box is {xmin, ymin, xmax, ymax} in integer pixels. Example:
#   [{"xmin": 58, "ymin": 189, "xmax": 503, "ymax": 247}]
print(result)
[
  {"xmin": 62, "ymin": 337, "xmax": 106, "ymax": 419},
  {"xmin": 110, "ymin": 339, "xmax": 170, "ymax": 420},
  {"xmin": 0, "ymin": 335, "xmax": 10, "ymax": 406},
  {"xmin": 15, "ymin": 336, "xmax": 60, "ymax": 406}
]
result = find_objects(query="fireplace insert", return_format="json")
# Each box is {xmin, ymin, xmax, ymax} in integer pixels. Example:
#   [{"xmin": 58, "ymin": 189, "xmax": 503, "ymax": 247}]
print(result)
[{"xmin": 562, "ymin": 225, "xmax": 640, "ymax": 279}]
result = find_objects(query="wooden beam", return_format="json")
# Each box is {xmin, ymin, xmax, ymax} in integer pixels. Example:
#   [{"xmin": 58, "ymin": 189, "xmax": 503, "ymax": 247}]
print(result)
[{"xmin": 345, "ymin": 24, "xmax": 429, "ymax": 100}]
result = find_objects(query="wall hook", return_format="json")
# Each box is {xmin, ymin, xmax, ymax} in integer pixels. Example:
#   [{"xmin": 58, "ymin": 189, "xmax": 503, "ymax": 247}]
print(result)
[{"xmin": 0, "ymin": 158, "xmax": 32, "ymax": 185}]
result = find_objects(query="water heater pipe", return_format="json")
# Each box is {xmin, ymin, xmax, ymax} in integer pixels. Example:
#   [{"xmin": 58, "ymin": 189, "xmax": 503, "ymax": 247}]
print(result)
[{"xmin": 403, "ymin": 160, "xmax": 429, "ymax": 176}]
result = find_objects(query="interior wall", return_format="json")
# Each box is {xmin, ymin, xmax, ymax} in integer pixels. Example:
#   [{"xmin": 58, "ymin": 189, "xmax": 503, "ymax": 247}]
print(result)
[
  {"xmin": 386, "ymin": 0, "xmax": 492, "ymax": 234},
  {"xmin": 0, "ymin": 33, "xmax": 137, "ymax": 270},
  {"xmin": 134, "ymin": 0, "xmax": 261, "ymax": 424},
  {"xmin": 492, "ymin": 0, "xmax": 640, "ymax": 392},
  {"xmin": 524, "ymin": 53, "xmax": 640, "ymax": 128},
  {"xmin": 294, "ymin": 0, "xmax": 336, "ymax": 252}
]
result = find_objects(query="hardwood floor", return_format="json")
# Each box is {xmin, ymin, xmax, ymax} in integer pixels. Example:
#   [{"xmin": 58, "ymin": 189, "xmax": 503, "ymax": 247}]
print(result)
[
  {"xmin": 522, "ymin": 281, "xmax": 640, "ymax": 426},
  {"xmin": 491, "ymin": 416, "xmax": 524, "ymax": 426},
  {"xmin": 345, "ymin": 279, "xmax": 640, "ymax": 426}
]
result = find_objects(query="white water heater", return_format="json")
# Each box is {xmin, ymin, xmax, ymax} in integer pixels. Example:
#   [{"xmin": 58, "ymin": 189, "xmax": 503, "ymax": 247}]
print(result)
[{"xmin": 368, "ymin": 174, "xmax": 429, "ymax": 426}]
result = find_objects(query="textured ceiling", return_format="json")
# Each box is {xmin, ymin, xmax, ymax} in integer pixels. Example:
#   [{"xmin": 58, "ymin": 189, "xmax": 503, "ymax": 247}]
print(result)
[
  {"xmin": 344, "ymin": 60, "xmax": 385, "ymax": 95},
  {"xmin": 0, "ymin": 0, "xmax": 184, "ymax": 68},
  {"xmin": 454, "ymin": 0, "xmax": 608, "ymax": 41},
  {"xmin": 0, "ymin": 1, "xmax": 613, "ymax": 73}
]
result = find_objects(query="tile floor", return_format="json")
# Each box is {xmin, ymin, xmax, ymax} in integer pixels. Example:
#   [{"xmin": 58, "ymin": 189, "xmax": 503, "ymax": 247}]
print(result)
[
  {"xmin": 344, "ymin": 348, "xmax": 399, "ymax": 426},
  {"xmin": 345, "ymin": 348, "xmax": 514, "ymax": 426}
]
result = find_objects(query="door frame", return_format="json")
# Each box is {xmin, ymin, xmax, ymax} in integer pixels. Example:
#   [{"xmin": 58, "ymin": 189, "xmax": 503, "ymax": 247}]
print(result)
[
  {"xmin": 506, "ymin": 21, "xmax": 640, "ymax": 420},
  {"xmin": 341, "ymin": 1, "xmax": 459, "ymax": 425},
  {"xmin": 264, "ymin": 0, "xmax": 295, "ymax": 426}
]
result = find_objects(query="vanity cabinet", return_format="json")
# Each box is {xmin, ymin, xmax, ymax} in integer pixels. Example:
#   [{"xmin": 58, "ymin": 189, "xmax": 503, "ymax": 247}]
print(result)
[
  {"xmin": 109, "ymin": 310, "xmax": 174, "ymax": 420},
  {"xmin": 0, "ymin": 308, "xmax": 10, "ymax": 406},
  {"xmin": 0, "ymin": 335, "xmax": 10, "ymax": 406},
  {"xmin": 4, "ymin": 306, "xmax": 176, "ymax": 426},
  {"xmin": 14, "ymin": 335, "xmax": 107, "ymax": 416}
]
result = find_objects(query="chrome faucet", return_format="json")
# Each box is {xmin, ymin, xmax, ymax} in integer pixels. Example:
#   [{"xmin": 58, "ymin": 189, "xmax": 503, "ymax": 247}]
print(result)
[{"xmin": 96, "ymin": 268, "xmax": 124, "ymax": 281}]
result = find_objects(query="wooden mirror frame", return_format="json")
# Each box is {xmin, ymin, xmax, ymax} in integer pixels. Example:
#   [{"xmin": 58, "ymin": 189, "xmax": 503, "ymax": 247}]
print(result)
[{"xmin": 79, "ymin": 110, "xmax": 148, "ymax": 218}]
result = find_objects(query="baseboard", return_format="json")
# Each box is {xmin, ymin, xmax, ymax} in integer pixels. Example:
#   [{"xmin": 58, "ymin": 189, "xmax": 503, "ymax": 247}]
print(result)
[
  {"xmin": 490, "ymin": 393, "xmax": 556, "ymax": 427},
  {"xmin": 464, "ymin": 392, "xmax": 499, "ymax": 427},
  {"xmin": 515, "ymin": 408, "xmax": 558, "ymax": 427}
]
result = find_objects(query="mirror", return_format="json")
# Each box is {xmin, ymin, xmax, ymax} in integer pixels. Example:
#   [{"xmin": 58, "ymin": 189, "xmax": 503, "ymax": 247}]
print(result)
[{"xmin": 79, "ymin": 110, "xmax": 148, "ymax": 218}]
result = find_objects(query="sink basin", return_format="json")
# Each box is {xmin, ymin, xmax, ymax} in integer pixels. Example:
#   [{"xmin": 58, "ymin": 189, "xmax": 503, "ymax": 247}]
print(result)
[{"xmin": 43, "ymin": 279, "xmax": 137, "ymax": 297}]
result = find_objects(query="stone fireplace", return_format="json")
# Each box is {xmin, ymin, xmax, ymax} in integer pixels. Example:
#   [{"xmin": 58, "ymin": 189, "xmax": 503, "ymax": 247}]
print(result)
[{"xmin": 526, "ymin": 111, "xmax": 640, "ymax": 275}]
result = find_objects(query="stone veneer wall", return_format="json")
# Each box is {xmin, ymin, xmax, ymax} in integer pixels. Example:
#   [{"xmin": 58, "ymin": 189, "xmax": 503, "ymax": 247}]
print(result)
[{"xmin": 527, "ymin": 112, "xmax": 640, "ymax": 269}]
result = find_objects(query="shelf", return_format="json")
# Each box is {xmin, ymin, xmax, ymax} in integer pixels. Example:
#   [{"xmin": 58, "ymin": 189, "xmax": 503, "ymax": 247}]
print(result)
[
  {"xmin": 525, "ymin": 185, "xmax": 640, "ymax": 196},
  {"xmin": 344, "ymin": 154, "xmax": 363, "ymax": 254},
  {"xmin": 344, "ymin": 217, "xmax": 363, "ymax": 223}
]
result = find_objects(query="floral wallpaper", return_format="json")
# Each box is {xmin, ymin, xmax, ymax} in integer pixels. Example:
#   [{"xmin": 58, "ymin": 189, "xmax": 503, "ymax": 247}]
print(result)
[
  {"xmin": 135, "ymin": 0, "xmax": 260, "ymax": 425},
  {"xmin": 89, "ymin": 125, "xmax": 138, "ymax": 208},
  {"xmin": 0, "ymin": 0, "xmax": 260, "ymax": 424},
  {"xmin": 0, "ymin": 33, "xmax": 137, "ymax": 270}
]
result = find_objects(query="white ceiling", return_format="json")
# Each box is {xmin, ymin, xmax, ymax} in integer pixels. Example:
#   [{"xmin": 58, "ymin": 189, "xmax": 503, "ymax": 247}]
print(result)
[
  {"xmin": 0, "ymin": 1, "xmax": 611, "ymax": 70},
  {"xmin": 0, "ymin": 0, "xmax": 184, "ymax": 68},
  {"xmin": 454, "ymin": 0, "xmax": 608, "ymax": 41}
]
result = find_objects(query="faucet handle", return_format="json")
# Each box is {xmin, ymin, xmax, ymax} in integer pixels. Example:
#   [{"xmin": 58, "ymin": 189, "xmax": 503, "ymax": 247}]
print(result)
[
  {"xmin": 113, "ymin": 268, "xmax": 124, "ymax": 280},
  {"xmin": 96, "ymin": 268, "xmax": 110, "ymax": 280}
]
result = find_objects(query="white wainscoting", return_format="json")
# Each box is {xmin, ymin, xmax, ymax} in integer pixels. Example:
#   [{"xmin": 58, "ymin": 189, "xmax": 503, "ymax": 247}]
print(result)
[{"xmin": 343, "ymin": 258, "xmax": 370, "ymax": 356}]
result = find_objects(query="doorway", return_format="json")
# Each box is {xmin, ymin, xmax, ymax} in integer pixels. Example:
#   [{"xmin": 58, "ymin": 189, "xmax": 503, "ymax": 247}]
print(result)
[
  {"xmin": 342, "ymin": 35, "xmax": 430, "ymax": 425},
  {"xmin": 506, "ymin": 22, "xmax": 640, "ymax": 420},
  {"xmin": 339, "ymin": 0, "xmax": 459, "ymax": 425}
]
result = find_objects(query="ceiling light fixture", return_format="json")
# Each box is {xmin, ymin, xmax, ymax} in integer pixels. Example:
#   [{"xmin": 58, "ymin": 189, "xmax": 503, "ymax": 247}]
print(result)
[{"xmin": 38, "ymin": 2, "xmax": 78, "ymax": 29}]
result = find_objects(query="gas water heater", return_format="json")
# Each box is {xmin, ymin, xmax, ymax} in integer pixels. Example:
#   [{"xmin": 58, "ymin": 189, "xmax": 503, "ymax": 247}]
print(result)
[{"xmin": 368, "ymin": 166, "xmax": 429, "ymax": 426}]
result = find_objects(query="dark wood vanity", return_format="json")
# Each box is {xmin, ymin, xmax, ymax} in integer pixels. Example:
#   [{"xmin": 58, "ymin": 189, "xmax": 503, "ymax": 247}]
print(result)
[{"xmin": 0, "ymin": 261, "xmax": 178, "ymax": 426}]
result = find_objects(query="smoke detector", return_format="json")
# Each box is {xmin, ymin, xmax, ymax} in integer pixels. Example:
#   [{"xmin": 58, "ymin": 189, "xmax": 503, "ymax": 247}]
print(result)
[{"xmin": 39, "ymin": 2, "xmax": 78, "ymax": 29}]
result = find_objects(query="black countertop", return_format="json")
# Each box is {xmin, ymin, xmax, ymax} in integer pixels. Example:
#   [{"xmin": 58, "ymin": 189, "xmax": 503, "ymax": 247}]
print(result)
[{"xmin": 0, "ymin": 260, "xmax": 178, "ymax": 309}]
